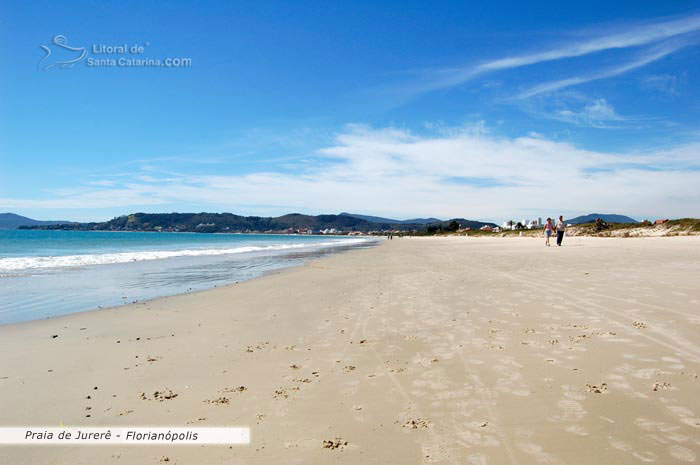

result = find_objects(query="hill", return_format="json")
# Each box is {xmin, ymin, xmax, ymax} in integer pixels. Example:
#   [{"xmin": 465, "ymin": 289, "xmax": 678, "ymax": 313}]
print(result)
[
  {"xmin": 567, "ymin": 213, "xmax": 638, "ymax": 225},
  {"xmin": 18, "ymin": 212, "xmax": 496, "ymax": 234},
  {"xmin": 18, "ymin": 212, "xmax": 413, "ymax": 233},
  {"xmin": 0, "ymin": 213, "xmax": 74, "ymax": 230},
  {"xmin": 339, "ymin": 212, "xmax": 442, "ymax": 225}
]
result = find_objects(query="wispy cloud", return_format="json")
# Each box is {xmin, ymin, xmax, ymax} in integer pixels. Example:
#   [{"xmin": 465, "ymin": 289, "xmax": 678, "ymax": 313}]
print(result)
[
  {"xmin": 3, "ymin": 124, "xmax": 699, "ymax": 221},
  {"xmin": 640, "ymin": 72, "xmax": 687, "ymax": 96},
  {"xmin": 476, "ymin": 15, "xmax": 700, "ymax": 73},
  {"xmin": 394, "ymin": 14, "xmax": 700, "ymax": 99},
  {"xmin": 517, "ymin": 40, "xmax": 690, "ymax": 98}
]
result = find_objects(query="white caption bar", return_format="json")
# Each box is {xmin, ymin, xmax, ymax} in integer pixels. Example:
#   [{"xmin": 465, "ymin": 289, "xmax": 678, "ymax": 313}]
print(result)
[{"xmin": 0, "ymin": 427, "xmax": 249, "ymax": 445}]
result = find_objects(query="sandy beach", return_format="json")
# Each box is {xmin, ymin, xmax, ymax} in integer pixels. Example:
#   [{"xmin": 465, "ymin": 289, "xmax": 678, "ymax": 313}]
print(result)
[{"xmin": 1, "ymin": 236, "xmax": 699, "ymax": 464}]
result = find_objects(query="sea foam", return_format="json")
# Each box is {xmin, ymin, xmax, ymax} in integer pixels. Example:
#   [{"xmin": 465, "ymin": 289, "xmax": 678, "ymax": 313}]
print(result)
[{"xmin": 0, "ymin": 238, "xmax": 369, "ymax": 271}]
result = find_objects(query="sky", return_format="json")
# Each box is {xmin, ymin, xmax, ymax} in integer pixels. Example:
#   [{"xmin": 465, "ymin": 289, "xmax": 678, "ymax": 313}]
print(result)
[{"xmin": 1, "ymin": 0, "xmax": 699, "ymax": 223}]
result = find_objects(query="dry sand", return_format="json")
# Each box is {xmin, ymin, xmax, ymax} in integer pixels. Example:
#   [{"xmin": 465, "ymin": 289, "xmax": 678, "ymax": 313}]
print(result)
[{"xmin": 1, "ymin": 236, "xmax": 699, "ymax": 464}]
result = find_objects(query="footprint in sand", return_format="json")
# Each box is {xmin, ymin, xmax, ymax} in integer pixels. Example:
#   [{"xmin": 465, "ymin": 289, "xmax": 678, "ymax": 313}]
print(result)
[
  {"xmin": 554, "ymin": 399, "xmax": 586, "ymax": 422},
  {"xmin": 565, "ymin": 425, "xmax": 589, "ymax": 436},
  {"xmin": 632, "ymin": 451, "xmax": 658, "ymax": 463},
  {"xmin": 668, "ymin": 445, "xmax": 697, "ymax": 462},
  {"xmin": 515, "ymin": 430, "xmax": 553, "ymax": 462},
  {"xmin": 608, "ymin": 437, "xmax": 633, "ymax": 452},
  {"xmin": 466, "ymin": 453, "xmax": 488, "ymax": 465},
  {"xmin": 563, "ymin": 390, "xmax": 586, "ymax": 401}
]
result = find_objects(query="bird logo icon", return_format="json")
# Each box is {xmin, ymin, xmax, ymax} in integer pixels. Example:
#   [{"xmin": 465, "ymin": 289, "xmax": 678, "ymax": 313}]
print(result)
[{"xmin": 39, "ymin": 35, "xmax": 87, "ymax": 70}]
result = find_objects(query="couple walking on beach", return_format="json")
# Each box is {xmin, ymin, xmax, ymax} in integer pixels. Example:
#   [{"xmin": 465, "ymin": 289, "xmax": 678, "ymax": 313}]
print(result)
[{"xmin": 544, "ymin": 216, "xmax": 566, "ymax": 247}]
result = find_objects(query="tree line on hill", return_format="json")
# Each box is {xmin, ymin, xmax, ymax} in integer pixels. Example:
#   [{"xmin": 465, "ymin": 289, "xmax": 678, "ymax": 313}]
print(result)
[{"xmin": 17, "ymin": 212, "xmax": 497, "ymax": 234}]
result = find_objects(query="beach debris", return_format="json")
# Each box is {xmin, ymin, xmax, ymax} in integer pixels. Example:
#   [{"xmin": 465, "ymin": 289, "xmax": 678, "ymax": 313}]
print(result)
[
  {"xmin": 51, "ymin": 334, "xmax": 58, "ymax": 339},
  {"xmin": 245, "ymin": 341, "xmax": 270, "ymax": 353},
  {"xmin": 632, "ymin": 321, "xmax": 648, "ymax": 329},
  {"xmin": 403, "ymin": 418, "xmax": 432, "ymax": 429},
  {"xmin": 343, "ymin": 365, "xmax": 356, "ymax": 372},
  {"xmin": 141, "ymin": 389, "xmax": 178, "ymax": 401},
  {"xmin": 273, "ymin": 386, "xmax": 300, "ymax": 399},
  {"xmin": 652, "ymin": 381, "xmax": 672, "ymax": 391},
  {"xmin": 159, "ymin": 457, "xmax": 170, "ymax": 463},
  {"xmin": 359, "ymin": 339, "xmax": 368, "ymax": 345},
  {"xmin": 586, "ymin": 383, "xmax": 608, "ymax": 394},
  {"xmin": 322, "ymin": 438, "xmax": 348, "ymax": 450},
  {"xmin": 289, "ymin": 364, "xmax": 301, "ymax": 369},
  {"xmin": 204, "ymin": 396, "xmax": 229, "ymax": 405},
  {"xmin": 221, "ymin": 386, "xmax": 247, "ymax": 393}
]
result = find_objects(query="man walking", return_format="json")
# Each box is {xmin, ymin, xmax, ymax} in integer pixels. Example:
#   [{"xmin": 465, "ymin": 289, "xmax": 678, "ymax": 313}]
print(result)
[{"xmin": 555, "ymin": 215, "xmax": 566, "ymax": 246}]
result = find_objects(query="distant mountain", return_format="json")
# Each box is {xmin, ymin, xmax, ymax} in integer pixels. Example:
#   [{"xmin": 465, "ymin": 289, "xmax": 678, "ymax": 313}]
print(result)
[
  {"xmin": 19, "ymin": 212, "xmax": 417, "ymax": 233},
  {"xmin": 0, "ymin": 213, "xmax": 74, "ymax": 230},
  {"xmin": 567, "ymin": 213, "xmax": 638, "ymax": 225},
  {"xmin": 18, "ymin": 212, "xmax": 495, "ymax": 234},
  {"xmin": 445, "ymin": 218, "xmax": 499, "ymax": 229},
  {"xmin": 339, "ymin": 212, "xmax": 442, "ymax": 224}
]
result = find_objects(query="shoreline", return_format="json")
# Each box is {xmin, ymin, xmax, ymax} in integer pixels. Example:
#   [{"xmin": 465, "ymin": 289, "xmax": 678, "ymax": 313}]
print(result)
[
  {"xmin": 0, "ymin": 239, "xmax": 379, "ymax": 327},
  {"xmin": 1, "ymin": 236, "xmax": 699, "ymax": 464}
]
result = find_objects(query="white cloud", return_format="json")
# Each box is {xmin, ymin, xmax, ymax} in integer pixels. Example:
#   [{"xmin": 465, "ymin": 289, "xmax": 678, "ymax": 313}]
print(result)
[
  {"xmin": 2, "ymin": 125, "xmax": 699, "ymax": 221},
  {"xmin": 553, "ymin": 98, "xmax": 623, "ymax": 128}
]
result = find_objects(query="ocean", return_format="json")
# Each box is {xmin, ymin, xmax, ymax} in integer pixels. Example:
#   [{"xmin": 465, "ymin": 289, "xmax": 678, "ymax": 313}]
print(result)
[{"xmin": 0, "ymin": 230, "xmax": 377, "ymax": 324}]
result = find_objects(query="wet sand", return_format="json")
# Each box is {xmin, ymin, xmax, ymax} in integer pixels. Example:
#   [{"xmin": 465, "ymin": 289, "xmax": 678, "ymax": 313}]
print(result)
[{"xmin": 1, "ymin": 236, "xmax": 699, "ymax": 464}]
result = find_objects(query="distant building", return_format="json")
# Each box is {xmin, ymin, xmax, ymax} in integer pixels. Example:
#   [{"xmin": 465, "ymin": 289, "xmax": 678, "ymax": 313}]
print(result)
[
  {"xmin": 655, "ymin": 219, "xmax": 669, "ymax": 225},
  {"xmin": 502, "ymin": 218, "xmax": 542, "ymax": 230}
]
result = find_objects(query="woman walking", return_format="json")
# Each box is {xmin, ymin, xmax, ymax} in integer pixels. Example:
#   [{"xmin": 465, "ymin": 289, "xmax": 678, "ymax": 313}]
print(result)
[{"xmin": 544, "ymin": 217, "xmax": 554, "ymax": 246}]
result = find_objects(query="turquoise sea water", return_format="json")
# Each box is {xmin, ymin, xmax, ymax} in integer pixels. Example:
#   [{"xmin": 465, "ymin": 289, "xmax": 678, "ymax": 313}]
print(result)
[{"xmin": 0, "ymin": 230, "xmax": 376, "ymax": 324}]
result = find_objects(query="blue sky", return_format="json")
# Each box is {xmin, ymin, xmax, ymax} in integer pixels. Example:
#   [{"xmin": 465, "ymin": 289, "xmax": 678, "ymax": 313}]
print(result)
[{"xmin": 1, "ymin": 0, "xmax": 699, "ymax": 222}]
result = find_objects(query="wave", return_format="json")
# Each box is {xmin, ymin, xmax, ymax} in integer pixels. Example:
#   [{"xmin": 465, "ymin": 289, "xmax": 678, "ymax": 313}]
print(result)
[{"xmin": 0, "ymin": 238, "xmax": 371, "ymax": 271}]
